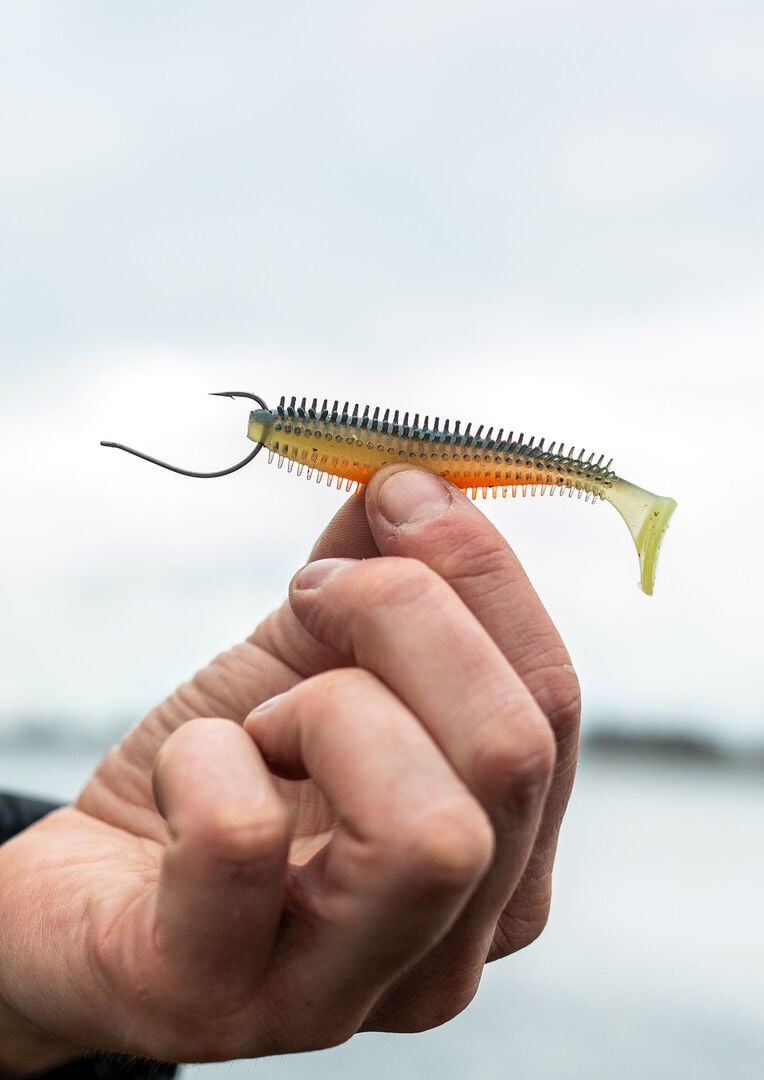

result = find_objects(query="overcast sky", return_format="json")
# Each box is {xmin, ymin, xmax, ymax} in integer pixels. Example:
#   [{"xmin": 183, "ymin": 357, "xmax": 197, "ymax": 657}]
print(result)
[{"xmin": 1, "ymin": 1, "xmax": 762, "ymax": 741}]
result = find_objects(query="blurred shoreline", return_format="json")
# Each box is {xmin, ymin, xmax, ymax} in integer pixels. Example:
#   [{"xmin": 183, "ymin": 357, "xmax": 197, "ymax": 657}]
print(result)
[
  {"xmin": 582, "ymin": 725, "xmax": 764, "ymax": 773},
  {"xmin": 1, "ymin": 714, "xmax": 762, "ymax": 773}
]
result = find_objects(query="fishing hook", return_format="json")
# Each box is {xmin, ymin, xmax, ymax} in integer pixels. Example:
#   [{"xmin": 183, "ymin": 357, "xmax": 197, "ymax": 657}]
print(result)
[{"xmin": 100, "ymin": 391, "xmax": 269, "ymax": 478}]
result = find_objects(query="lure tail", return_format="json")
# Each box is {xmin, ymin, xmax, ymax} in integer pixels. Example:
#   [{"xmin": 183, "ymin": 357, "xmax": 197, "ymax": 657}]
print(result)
[{"xmin": 603, "ymin": 480, "xmax": 676, "ymax": 595}]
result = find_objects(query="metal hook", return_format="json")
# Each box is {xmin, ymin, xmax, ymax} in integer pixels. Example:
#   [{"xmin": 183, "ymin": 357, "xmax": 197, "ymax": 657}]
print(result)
[{"xmin": 100, "ymin": 391, "xmax": 270, "ymax": 478}]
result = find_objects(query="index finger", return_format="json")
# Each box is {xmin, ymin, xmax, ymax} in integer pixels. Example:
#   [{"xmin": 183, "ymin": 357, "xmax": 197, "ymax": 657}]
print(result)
[
  {"xmin": 312, "ymin": 466, "xmax": 581, "ymax": 954},
  {"xmin": 313, "ymin": 467, "xmax": 580, "ymax": 746}
]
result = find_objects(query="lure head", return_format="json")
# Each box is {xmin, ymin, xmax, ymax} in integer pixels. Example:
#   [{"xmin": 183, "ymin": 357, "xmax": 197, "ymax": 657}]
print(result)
[{"xmin": 247, "ymin": 407, "xmax": 275, "ymax": 446}]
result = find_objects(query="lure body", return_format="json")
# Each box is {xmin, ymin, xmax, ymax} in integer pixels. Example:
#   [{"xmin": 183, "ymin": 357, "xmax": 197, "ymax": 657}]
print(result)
[{"xmin": 248, "ymin": 397, "xmax": 677, "ymax": 595}]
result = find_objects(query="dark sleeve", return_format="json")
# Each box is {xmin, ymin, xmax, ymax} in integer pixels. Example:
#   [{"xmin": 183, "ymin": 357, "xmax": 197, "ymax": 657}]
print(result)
[
  {"xmin": 4, "ymin": 1057, "xmax": 178, "ymax": 1079},
  {"xmin": 0, "ymin": 793, "xmax": 62, "ymax": 844},
  {"xmin": 0, "ymin": 793, "xmax": 179, "ymax": 1080}
]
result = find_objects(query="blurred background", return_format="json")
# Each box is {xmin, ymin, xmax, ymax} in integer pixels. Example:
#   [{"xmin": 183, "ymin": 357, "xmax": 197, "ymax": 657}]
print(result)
[{"xmin": 1, "ymin": 2, "xmax": 762, "ymax": 1077}]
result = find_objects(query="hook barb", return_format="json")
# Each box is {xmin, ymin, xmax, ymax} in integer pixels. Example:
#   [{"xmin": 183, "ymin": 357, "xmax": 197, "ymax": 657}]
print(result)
[{"xmin": 209, "ymin": 391, "xmax": 269, "ymax": 409}]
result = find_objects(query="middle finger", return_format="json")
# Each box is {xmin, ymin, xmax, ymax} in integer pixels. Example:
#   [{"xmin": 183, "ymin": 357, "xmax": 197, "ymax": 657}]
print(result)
[{"xmin": 287, "ymin": 556, "xmax": 555, "ymax": 926}]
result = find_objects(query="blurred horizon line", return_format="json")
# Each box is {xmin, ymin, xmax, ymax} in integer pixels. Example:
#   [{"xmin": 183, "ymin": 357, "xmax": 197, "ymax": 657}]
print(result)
[{"xmin": 1, "ymin": 713, "xmax": 762, "ymax": 772}]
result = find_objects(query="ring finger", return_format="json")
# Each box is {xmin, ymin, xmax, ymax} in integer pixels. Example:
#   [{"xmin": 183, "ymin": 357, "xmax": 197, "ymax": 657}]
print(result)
[{"xmin": 244, "ymin": 666, "xmax": 494, "ymax": 1041}]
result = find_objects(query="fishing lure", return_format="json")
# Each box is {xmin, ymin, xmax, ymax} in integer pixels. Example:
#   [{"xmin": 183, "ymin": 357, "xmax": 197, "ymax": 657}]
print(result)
[{"xmin": 102, "ymin": 391, "xmax": 676, "ymax": 595}]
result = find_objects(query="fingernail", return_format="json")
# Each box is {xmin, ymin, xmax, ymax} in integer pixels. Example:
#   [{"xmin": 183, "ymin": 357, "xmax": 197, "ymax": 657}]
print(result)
[
  {"xmin": 378, "ymin": 469, "xmax": 452, "ymax": 526},
  {"xmin": 250, "ymin": 691, "xmax": 287, "ymax": 714},
  {"xmin": 294, "ymin": 557, "xmax": 358, "ymax": 591}
]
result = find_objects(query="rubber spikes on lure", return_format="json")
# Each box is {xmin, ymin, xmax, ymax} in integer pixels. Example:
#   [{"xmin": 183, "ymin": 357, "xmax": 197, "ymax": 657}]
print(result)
[{"xmin": 101, "ymin": 391, "xmax": 677, "ymax": 595}]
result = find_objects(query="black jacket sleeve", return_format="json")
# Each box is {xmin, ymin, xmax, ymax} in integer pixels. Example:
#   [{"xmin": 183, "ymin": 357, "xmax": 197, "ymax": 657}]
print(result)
[
  {"xmin": 0, "ymin": 792, "xmax": 178, "ymax": 1080},
  {"xmin": 0, "ymin": 793, "xmax": 62, "ymax": 844},
  {"xmin": 0, "ymin": 1057, "xmax": 178, "ymax": 1079}
]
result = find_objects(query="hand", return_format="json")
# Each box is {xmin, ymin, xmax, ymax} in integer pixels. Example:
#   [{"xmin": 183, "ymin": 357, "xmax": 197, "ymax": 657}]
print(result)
[{"xmin": 0, "ymin": 466, "xmax": 580, "ymax": 1069}]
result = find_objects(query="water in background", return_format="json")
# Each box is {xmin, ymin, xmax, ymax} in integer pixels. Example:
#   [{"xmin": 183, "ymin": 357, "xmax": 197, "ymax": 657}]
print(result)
[{"xmin": 1, "ymin": 740, "xmax": 761, "ymax": 1080}]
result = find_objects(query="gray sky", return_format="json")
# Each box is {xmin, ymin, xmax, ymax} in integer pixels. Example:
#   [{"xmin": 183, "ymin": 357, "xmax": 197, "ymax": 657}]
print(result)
[{"xmin": 1, "ymin": 1, "xmax": 762, "ymax": 740}]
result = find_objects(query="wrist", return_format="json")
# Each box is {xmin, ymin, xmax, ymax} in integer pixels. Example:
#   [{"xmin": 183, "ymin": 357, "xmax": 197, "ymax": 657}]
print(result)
[
  {"xmin": 0, "ymin": 996, "xmax": 82, "ymax": 1077},
  {"xmin": 0, "ymin": 843, "xmax": 83, "ymax": 1076}
]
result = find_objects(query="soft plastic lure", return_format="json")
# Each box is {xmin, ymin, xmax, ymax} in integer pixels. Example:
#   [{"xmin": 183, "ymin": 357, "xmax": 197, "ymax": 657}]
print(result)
[{"xmin": 102, "ymin": 391, "xmax": 677, "ymax": 594}]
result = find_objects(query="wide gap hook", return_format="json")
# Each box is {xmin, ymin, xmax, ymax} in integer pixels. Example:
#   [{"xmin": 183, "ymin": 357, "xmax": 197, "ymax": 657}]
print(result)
[{"xmin": 100, "ymin": 391, "xmax": 269, "ymax": 478}]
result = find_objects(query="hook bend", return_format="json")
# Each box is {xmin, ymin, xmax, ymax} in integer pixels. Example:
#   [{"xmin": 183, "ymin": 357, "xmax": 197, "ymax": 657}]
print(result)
[{"xmin": 100, "ymin": 390, "xmax": 268, "ymax": 478}]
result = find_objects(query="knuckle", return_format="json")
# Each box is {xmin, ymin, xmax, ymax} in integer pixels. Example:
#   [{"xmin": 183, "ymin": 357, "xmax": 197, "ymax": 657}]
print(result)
[
  {"xmin": 358, "ymin": 556, "xmax": 440, "ymax": 612},
  {"xmin": 189, "ymin": 804, "xmax": 289, "ymax": 868},
  {"xmin": 497, "ymin": 916, "xmax": 548, "ymax": 955},
  {"xmin": 473, "ymin": 720, "xmax": 556, "ymax": 806},
  {"xmin": 296, "ymin": 557, "xmax": 442, "ymax": 656},
  {"xmin": 496, "ymin": 896, "xmax": 552, "ymax": 955},
  {"xmin": 299, "ymin": 667, "xmax": 383, "ymax": 740},
  {"xmin": 546, "ymin": 664, "xmax": 582, "ymax": 736},
  {"xmin": 305, "ymin": 1018, "xmax": 358, "ymax": 1053},
  {"xmin": 306, "ymin": 666, "xmax": 379, "ymax": 707},
  {"xmin": 367, "ymin": 962, "xmax": 483, "ymax": 1033},
  {"xmin": 444, "ymin": 537, "xmax": 510, "ymax": 593},
  {"xmin": 491, "ymin": 868, "xmax": 554, "ymax": 958},
  {"xmin": 404, "ymin": 981, "xmax": 481, "ymax": 1032},
  {"xmin": 401, "ymin": 799, "xmax": 495, "ymax": 892},
  {"xmin": 524, "ymin": 650, "xmax": 582, "ymax": 739}
]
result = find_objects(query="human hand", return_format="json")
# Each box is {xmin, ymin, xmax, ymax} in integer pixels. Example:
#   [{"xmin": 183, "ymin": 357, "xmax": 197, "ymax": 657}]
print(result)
[{"xmin": 0, "ymin": 465, "xmax": 580, "ymax": 1069}]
